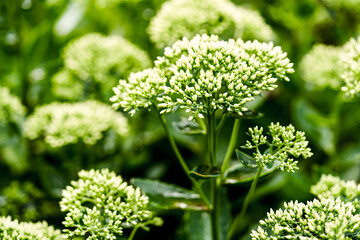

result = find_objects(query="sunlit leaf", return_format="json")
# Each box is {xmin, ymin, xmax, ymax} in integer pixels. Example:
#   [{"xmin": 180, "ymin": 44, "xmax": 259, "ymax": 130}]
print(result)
[
  {"xmin": 172, "ymin": 117, "xmax": 205, "ymax": 135},
  {"xmin": 223, "ymin": 161, "xmax": 280, "ymax": 185},
  {"xmin": 230, "ymin": 109, "xmax": 263, "ymax": 119},
  {"xmin": 235, "ymin": 149, "xmax": 257, "ymax": 168},
  {"xmin": 131, "ymin": 178, "xmax": 208, "ymax": 211}
]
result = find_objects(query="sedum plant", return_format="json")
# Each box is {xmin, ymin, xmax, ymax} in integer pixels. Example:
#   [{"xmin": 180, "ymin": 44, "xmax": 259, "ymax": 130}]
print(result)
[
  {"xmin": 60, "ymin": 168, "xmax": 162, "ymax": 240},
  {"xmin": 0, "ymin": 216, "xmax": 63, "ymax": 240},
  {"xmin": 299, "ymin": 37, "xmax": 360, "ymax": 97},
  {"xmin": 341, "ymin": 37, "xmax": 360, "ymax": 98},
  {"xmin": 299, "ymin": 44, "xmax": 343, "ymax": 91},
  {"xmin": 52, "ymin": 33, "xmax": 151, "ymax": 101},
  {"xmin": 148, "ymin": 0, "xmax": 275, "ymax": 48},
  {"xmin": 111, "ymin": 34, "xmax": 312, "ymax": 240},
  {"xmin": 243, "ymin": 122, "xmax": 312, "ymax": 172},
  {"xmin": 24, "ymin": 100, "xmax": 128, "ymax": 148},
  {"xmin": 250, "ymin": 197, "xmax": 360, "ymax": 240},
  {"xmin": 311, "ymin": 174, "xmax": 360, "ymax": 209}
]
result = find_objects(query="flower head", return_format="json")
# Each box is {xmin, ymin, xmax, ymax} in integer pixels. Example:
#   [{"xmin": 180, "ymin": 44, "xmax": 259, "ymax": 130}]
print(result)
[
  {"xmin": 243, "ymin": 122, "xmax": 312, "ymax": 172},
  {"xmin": 111, "ymin": 68, "xmax": 167, "ymax": 115},
  {"xmin": 0, "ymin": 216, "xmax": 63, "ymax": 240},
  {"xmin": 148, "ymin": 0, "xmax": 275, "ymax": 48},
  {"xmin": 251, "ymin": 198, "xmax": 360, "ymax": 239},
  {"xmin": 60, "ymin": 169, "xmax": 162, "ymax": 240},
  {"xmin": 24, "ymin": 100, "xmax": 128, "ymax": 147},
  {"xmin": 64, "ymin": 33, "xmax": 151, "ymax": 82},
  {"xmin": 311, "ymin": 174, "xmax": 360, "ymax": 209},
  {"xmin": 300, "ymin": 44, "xmax": 343, "ymax": 91},
  {"xmin": 55, "ymin": 33, "xmax": 151, "ymax": 100},
  {"xmin": 156, "ymin": 34, "xmax": 294, "ymax": 118},
  {"xmin": 340, "ymin": 37, "xmax": 360, "ymax": 97}
]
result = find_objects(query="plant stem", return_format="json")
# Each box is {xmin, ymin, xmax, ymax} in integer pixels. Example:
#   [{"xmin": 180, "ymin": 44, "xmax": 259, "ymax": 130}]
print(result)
[
  {"xmin": 213, "ymin": 118, "xmax": 240, "ymax": 240},
  {"xmin": 206, "ymin": 112, "xmax": 219, "ymax": 240},
  {"xmin": 219, "ymin": 119, "xmax": 241, "ymax": 181},
  {"xmin": 154, "ymin": 108, "xmax": 211, "ymax": 209},
  {"xmin": 226, "ymin": 166, "xmax": 263, "ymax": 240},
  {"xmin": 128, "ymin": 225, "xmax": 139, "ymax": 240}
]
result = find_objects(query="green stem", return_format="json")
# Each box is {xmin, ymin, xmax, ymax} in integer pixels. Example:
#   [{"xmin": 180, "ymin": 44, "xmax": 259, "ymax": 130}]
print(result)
[
  {"xmin": 154, "ymin": 108, "xmax": 211, "ymax": 209},
  {"xmin": 214, "ymin": 118, "xmax": 240, "ymax": 240},
  {"xmin": 219, "ymin": 119, "xmax": 241, "ymax": 181},
  {"xmin": 128, "ymin": 225, "xmax": 139, "ymax": 240},
  {"xmin": 226, "ymin": 166, "xmax": 263, "ymax": 240},
  {"xmin": 206, "ymin": 112, "xmax": 219, "ymax": 240},
  {"xmin": 216, "ymin": 113, "xmax": 228, "ymax": 133},
  {"xmin": 207, "ymin": 112, "xmax": 216, "ymax": 166}
]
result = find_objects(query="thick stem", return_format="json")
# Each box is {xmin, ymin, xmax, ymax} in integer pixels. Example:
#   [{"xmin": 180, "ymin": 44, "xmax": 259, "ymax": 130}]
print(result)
[
  {"xmin": 154, "ymin": 108, "xmax": 211, "ymax": 209},
  {"xmin": 226, "ymin": 166, "xmax": 263, "ymax": 240},
  {"xmin": 219, "ymin": 119, "xmax": 241, "ymax": 181},
  {"xmin": 206, "ymin": 112, "xmax": 219, "ymax": 240}
]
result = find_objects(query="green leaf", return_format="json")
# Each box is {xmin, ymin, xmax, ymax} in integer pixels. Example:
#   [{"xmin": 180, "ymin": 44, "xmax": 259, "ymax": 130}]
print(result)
[
  {"xmin": 189, "ymin": 165, "xmax": 220, "ymax": 180},
  {"xmin": 184, "ymin": 211, "xmax": 211, "ymax": 240},
  {"xmin": 131, "ymin": 178, "xmax": 208, "ymax": 211},
  {"xmin": 292, "ymin": 97, "xmax": 335, "ymax": 155},
  {"xmin": 172, "ymin": 117, "xmax": 205, "ymax": 135},
  {"xmin": 184, "ymin": 188, "xmax": 231, "ymax": 240},
  {"xmin": 235, "ymin": 149, "xmax": 257, "ymax": 168},
  {"xmin": 223, "ymin": 161, "xmax": 280, "ymax": 185},
  {"xmin": 218, "ymin": 188, "xmax": 231, "ymax": 240},
  {"xmin": 230, "ymin": 109, "xmax": 263, "ymax": 119}
]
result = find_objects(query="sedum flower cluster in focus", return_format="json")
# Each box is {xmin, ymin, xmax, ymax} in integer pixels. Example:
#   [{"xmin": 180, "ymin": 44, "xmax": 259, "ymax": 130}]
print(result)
[
  {"xmin": 148, "ymin": 0, "xmax": 275, "ymax": 48},
  {"xmin": 111, "ymin": 68, "xmax": 166, "ymax": 116},
  {"xmin": 243, "ymin": 122, "xmax": 313, "ymax": 172},
  {"xmin": 0, "ymin": 216, "xmax": 63, "ymax": 240},
  {"xmin": 52, "ymin": 33, "xmax": 151, "ymax": 100},
  {"xmin": 112, "ymin": 34, "xmax": 294, "ymax": 119},
  {"xmin": 311, "ymin": 174, "xmax": 360, "ymax": 209},
  {"xmin": 251, "ymin": 197, "xmax": 360, "ymax": 240},
  {"xmin": 24, "ymin": 100, "xmax": 128, "ymax": 147},
  {"xmin": 60, "ymin": 169, "xmax": 162, "ymax": 240}
]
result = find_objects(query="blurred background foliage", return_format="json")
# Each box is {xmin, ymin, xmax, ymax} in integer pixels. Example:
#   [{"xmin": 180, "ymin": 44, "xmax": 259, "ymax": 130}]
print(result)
[{"xmin": 0, "ymin": 0, "xmax": 359, "ymax": 239}]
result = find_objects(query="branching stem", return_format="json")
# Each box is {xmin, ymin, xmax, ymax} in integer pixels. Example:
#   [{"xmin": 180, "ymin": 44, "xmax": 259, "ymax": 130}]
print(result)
[
  {"xmin": 226, "ymin": 166, "xmax": 263, "ymax": 240},
  {"xmin": 153, "ymin": 106, "xmax": 211, "ymax": 209}
]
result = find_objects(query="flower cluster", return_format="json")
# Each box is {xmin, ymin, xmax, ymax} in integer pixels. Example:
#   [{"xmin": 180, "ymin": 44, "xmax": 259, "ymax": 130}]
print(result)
[
  {"xmin": 251, "ymin": 198, "xmax": 360, "ymax": 239},
  {"xmin": 155, "ymin": 34, "xmax": 294, "ymax": 118},
  {"xmin": 148, "ymin": 0, "xmax": 275, "ymax": 48},
  {"xmin": 300, "ymin": 44, "xmax": 343, "ymax": 91},
  {"xmin": 0, "ymin": 86, "xmax": 26, "ymax": 126},
  {"xmin": 24, "ymin": 100, "xmax": 128, "ymax": 147},
  {"xmin": 111, "ymin": 68, "xmax": 167, "ymax": 115},
  {"xmin": 244, "ymin": 122, "xmax": 313, "ymax": 172},
  {"xmin": 311, "ymin": 174, "xmax": 360, "ymax": 209},
  {"xmin": 52, "ymin": 33, "xmax": 151, "ymax": 100},
  {"xmin": 0, "ymin": 216, "xmax": 63, "ymax": 240},
  {"xmin": 51, "ymin": 70, "xmax": 84, "ymax": 101},
  {"xmin": 341, "ymin": 37, "xmax": 360, "ymax": 97},
  {"xmin": 60, "ymin": 169, "xmax": 162, "ymax": 240}
]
